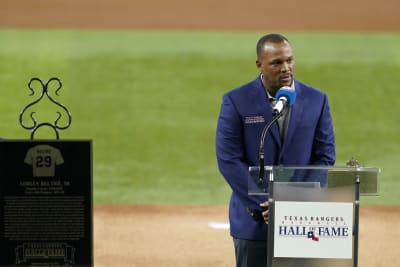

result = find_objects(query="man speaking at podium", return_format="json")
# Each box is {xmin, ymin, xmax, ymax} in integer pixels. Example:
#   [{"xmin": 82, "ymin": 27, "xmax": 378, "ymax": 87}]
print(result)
[{"xmin": 215, "ymin": 33, "xmax": 336, "ymax": 267}]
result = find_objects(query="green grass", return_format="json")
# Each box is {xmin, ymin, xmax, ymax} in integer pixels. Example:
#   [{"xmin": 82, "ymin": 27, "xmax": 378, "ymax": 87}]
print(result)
[{"xmin": 0, "ymin": 29, "xmax": 399, "ymax": 204}]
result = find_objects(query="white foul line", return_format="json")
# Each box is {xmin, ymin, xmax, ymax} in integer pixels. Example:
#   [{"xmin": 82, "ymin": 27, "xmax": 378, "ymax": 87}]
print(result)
[{"xmin": 208, "ymin": 221, "xmax": 230, "ymax": 230}]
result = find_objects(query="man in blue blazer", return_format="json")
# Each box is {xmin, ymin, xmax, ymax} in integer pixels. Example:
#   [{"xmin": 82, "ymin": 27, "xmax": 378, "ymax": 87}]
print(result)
[{"xmin": 215, "ymin": 33, "xmax": 335, "ymax": 266}]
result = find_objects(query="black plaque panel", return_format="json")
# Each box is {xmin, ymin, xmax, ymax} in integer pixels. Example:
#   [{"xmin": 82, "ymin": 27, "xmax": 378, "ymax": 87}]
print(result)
[{"xmin": 0, "ymin": 140, "xmax": 92, "ymax": 267}]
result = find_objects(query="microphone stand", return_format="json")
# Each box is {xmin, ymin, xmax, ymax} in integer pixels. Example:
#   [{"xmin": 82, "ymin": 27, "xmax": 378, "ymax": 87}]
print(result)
[{"xmin": 257, "ymin": 107, "xmax": 286, "ymax": 184}]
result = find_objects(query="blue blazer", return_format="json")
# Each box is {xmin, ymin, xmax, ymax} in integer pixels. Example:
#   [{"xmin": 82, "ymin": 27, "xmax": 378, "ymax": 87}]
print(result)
[{"xmin": 216, "ymin": 76, "xmax": 335, "ymax": 240}]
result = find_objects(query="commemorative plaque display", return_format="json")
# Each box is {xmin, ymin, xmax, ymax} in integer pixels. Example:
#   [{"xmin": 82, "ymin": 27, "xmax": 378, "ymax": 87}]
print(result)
[
  {"xmin": 0, "ymin": 140, "xmax": 92, "ymax": 266},
  {"xmin": 0, "ymin": 78, "xmax": 93, "ymax": 266}
]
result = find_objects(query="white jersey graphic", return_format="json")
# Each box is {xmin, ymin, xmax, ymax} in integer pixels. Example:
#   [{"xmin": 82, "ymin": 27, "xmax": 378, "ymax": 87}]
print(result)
[{"xmin": 24, "ymin": 145, "xmax": 64, "ymax": 177}]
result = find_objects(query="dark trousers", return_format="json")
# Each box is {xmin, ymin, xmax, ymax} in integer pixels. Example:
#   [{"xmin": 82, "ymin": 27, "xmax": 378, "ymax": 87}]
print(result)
[{"xmin": 233, "ymin": 238, "xmax": 268, "ymax": 267}]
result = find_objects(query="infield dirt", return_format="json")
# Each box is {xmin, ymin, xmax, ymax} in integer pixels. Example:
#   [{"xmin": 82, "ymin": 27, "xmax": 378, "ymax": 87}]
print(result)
[
  {"xmin": 1, "ymin": 0, "xmax": 399, "ymax": 31},
  {"xmin": 94, "ymin": 205, "xmax": 400, "ymax": 267}
]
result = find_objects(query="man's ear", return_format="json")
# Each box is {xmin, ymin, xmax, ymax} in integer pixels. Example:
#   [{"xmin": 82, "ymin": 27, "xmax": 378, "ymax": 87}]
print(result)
[{"xmin": 256, "ymin": 60, "xmax": 261, "ymax": 69}]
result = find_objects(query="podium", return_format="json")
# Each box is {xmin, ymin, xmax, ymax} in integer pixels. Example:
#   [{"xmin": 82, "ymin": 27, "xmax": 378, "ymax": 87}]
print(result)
[{"xmin": 248, "ymin": 165, "xmax": 380, "ymax": 267}]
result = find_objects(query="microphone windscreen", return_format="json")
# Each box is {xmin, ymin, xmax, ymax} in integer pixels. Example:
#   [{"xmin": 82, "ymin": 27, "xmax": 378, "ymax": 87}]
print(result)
[{"xmin": 276, "ymin": 87, "xmax": 296, "ymax": 106}]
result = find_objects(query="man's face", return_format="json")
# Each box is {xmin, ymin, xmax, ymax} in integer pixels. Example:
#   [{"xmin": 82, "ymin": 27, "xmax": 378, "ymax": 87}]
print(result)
[{"xmin": 256, "ymin": 41, "xmax": 295, "ymax": 95}]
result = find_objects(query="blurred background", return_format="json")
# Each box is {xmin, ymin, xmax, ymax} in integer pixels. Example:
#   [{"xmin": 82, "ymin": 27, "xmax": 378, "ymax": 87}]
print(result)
[{"xmin": 0, "ymin": 0, "xmax": 399, "ymax": 205}]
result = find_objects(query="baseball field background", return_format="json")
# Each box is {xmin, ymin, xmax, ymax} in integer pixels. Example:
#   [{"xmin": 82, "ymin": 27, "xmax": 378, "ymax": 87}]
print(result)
[{"xmin": 0, "ymin": 0, "xmax": 399, "ymax": 266}]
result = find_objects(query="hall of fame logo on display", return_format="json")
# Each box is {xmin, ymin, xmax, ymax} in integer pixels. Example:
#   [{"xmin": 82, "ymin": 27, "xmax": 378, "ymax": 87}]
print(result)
[{"xmin": 274, "ymin": 201, "xmax": 353, "ymax": 259}]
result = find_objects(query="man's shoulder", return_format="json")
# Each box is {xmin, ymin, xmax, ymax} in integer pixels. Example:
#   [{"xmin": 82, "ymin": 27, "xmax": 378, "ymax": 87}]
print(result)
[{"xmin": 295, "ymin": 80, "xmax": 327, "ymax": 98}]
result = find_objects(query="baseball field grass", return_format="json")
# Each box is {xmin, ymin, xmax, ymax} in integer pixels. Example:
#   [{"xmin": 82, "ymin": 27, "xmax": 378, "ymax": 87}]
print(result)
[{"xmin": 0, "ymin": 30, "xmax": 399, "ymax": 205}]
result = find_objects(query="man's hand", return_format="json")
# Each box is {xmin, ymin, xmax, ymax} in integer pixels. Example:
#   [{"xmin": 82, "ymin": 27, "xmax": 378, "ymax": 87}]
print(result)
[{"xmin": 260, "ymin": 201, "xmax": 269, "ymax": 224}]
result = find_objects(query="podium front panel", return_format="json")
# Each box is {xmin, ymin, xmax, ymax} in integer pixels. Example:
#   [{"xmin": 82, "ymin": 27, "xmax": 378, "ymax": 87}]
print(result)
[
  {"xmin": 248, "ymin": 165, "xmax": 381, "ymax": 267},
  {"xmin": 271, "ymin": 181, "xmax": 354, "ymax": 267}
]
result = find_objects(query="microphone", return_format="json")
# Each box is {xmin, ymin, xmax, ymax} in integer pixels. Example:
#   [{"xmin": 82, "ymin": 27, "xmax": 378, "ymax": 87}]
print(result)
[
  {"xmin": 257, "ymin": 87, "xmax": 296, "ymax": 184},
  {"xmin": 272, "ymin": 87, "xmax": 296, "ymax": 116}
]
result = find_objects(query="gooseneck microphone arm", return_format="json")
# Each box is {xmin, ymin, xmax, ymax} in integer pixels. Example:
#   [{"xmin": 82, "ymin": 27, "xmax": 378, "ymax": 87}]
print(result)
[
  {"xmin": 257, "ymin": 110, "xmax": 285, "ymax": 184},
  {"xmin": 257, "ymin": 86, "xmax": 296, "ymax": 184}
]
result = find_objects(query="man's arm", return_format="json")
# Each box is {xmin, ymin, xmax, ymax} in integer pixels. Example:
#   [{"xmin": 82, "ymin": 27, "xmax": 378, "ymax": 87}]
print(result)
[
  {"xmin": 311, "ymin": 94, "xmax": 336, "ymax": 165},
  {"xmin": 216, "ymin": 94, "xmax": 265, "ymax": 211}
]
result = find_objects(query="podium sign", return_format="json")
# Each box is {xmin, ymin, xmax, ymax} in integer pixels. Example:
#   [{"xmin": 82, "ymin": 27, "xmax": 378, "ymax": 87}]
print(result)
[
  {"xmin": 0, "ymin": 140, "xmax": 92, "ymax": 267},
  {"xmin": 274, "ymin": 201, "xmax": 353, "ymax": 259}
]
